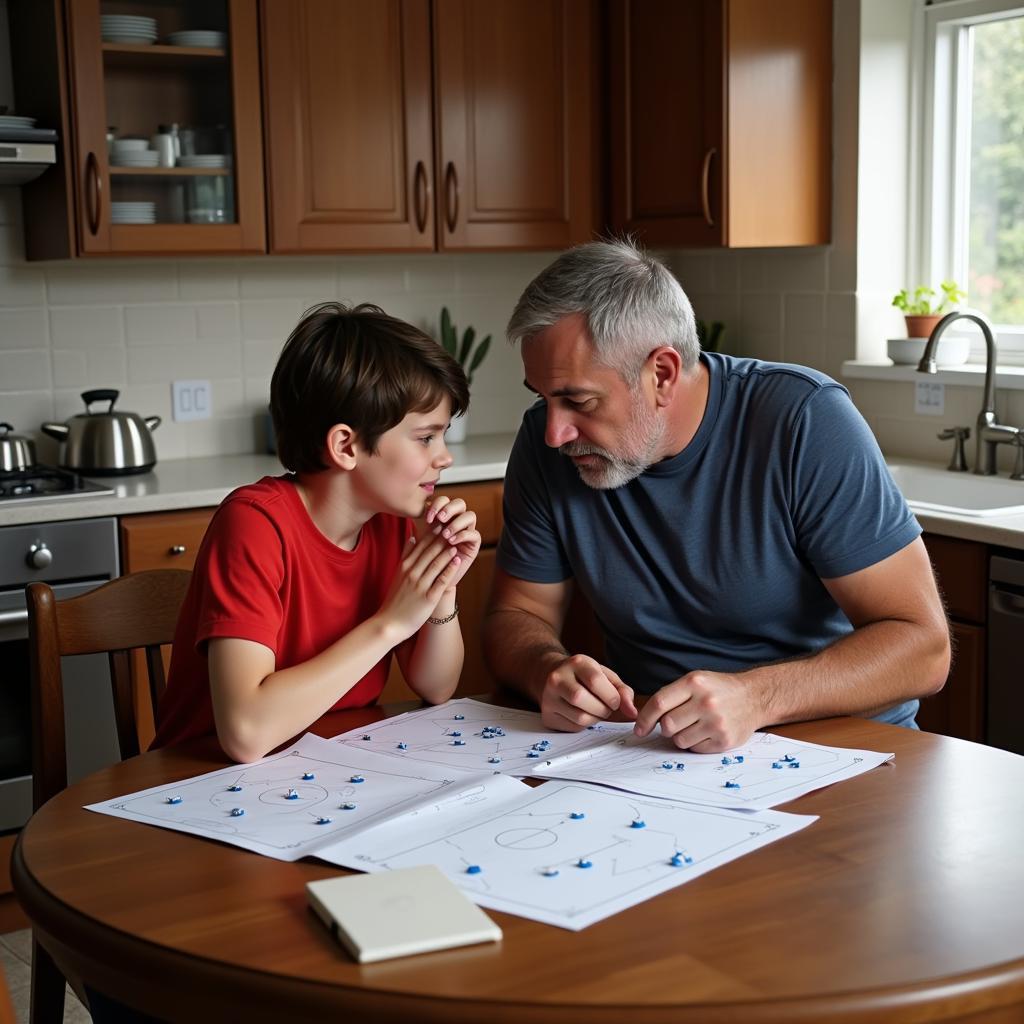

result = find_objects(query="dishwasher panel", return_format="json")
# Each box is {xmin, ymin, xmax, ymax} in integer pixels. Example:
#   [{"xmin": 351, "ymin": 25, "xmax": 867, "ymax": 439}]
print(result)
[{"xmin": 987, "ymin": 554, "xmax": 1024, "ymax": 756}]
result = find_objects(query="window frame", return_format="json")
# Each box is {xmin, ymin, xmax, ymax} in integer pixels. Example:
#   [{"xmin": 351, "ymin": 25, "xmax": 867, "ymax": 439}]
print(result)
[{"xmin": 918, "ymin": 0, "xmax": 1024, "ymax": 363}]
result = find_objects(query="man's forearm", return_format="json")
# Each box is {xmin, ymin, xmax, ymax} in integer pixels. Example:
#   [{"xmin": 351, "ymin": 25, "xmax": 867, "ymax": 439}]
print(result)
[
  {"xmin": 744, "ymin": 617, "xmax": 950, "ymax": 728},
  {"xmin": 482, "ymin": 608, "xmax": 570, "ymax": 704}
]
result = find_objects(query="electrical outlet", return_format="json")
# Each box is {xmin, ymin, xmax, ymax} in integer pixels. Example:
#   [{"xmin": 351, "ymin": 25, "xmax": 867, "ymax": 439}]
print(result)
[
  {"xmin": 915, "ymin": 380, "xmax": 944, "ymax": 416},
  {"xmin": 171, "ymin": 379, "xmax": 212, "ymax": 422}
]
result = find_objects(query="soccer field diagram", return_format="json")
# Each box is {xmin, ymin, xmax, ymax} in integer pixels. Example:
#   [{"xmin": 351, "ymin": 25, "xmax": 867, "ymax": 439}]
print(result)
[
  {"xmin": 327, "ymin": 780, "xmax": 816, "ymax": 930},
  {"xmin": 89, "ymin": 735, "xmax": 473, "ymax": 861},
  {"xmin": 533, "ymin": 730, "xmax": 894, "ymax": 810},
  {"xmin": 332, "ymin": 697, "xmax": 633, "ymax": 777}
]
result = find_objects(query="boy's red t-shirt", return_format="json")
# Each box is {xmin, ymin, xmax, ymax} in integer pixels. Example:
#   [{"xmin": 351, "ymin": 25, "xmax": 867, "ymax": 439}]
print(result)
[{"xmin": 152, "ymin": 475, "xmax": 412, "ymax": 749}]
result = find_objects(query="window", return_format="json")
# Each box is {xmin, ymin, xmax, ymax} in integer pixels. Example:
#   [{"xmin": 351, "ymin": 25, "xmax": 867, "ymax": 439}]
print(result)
[{"xmin": 921, "ymin": 0, "xmax": 1024, "ymax": 362}]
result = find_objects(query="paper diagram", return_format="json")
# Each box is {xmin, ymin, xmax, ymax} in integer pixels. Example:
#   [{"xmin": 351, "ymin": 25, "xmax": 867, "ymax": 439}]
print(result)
[
  {"xmin": 86, "ymin": 733, "xmax": 492, "ymax": 862},
  {"xmin": 319, "ymin": 778, "xmax": 817, "ymax": 931},
  {"xmin": 331, "ymin": 697, "xmax": 634, "ymax": 778},
  {"xmin": 531, "ymin": 731, "xmax": 894, "ymax": 810}
]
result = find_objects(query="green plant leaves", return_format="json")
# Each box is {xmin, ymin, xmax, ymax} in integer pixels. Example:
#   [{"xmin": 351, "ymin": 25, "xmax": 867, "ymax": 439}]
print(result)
[{"xmin": 437, "ymin": 307, "xmax": 491, "ymax": 386}]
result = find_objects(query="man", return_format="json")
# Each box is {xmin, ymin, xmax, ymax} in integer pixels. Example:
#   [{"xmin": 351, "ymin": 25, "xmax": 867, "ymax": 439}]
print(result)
[{"xmin": 483, "ymin": 239, "xmax": 949, "ymax": 752}]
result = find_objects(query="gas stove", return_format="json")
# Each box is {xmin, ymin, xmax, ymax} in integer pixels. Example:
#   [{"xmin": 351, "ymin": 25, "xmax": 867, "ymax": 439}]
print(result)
[{"xmin": 0, "ymin": 465, "xmax": 115, "ymax": 504}]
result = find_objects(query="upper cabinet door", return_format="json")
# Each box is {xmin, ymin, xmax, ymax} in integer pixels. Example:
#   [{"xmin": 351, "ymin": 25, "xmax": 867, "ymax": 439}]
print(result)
[
  {"xmin": 433, "ymin": 0, "xmax": 597, "ymax": 251},
  {"xmin": 61, "ymin": 0, "xmax": 266, "ymax": 256},
  {"xmin": 261, "ymin": 0, "xmax": 434, "ymax": 253},
  {"xmin": 609, "ymin": 0, "xmax": 725, "ymax": 247},
  {"xmin": 608, "ymin": 0, "xmax": 831, "ymax": 249}
]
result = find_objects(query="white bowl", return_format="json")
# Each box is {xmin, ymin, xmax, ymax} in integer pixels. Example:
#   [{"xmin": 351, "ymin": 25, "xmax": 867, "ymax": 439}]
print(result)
[
  {"xmin": 111, "ymin": 137, "xmax": 150, "ymax": 151},
  {"xmin": 887, "ymin": 336, "xmax": 970, "ymax": 367}
]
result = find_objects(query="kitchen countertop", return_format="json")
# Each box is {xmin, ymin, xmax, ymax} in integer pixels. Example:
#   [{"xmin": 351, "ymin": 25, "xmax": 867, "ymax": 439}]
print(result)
[
  {"xmin": 5, "ymin": 437, "xmax": 1024, "ymax": 550},
  {"xmin": 1, "ymin": 432, "xmax": 516, "ymax": 527}
]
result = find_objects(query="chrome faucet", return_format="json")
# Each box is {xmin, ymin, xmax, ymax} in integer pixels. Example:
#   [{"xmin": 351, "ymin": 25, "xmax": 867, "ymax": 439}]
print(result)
[{"xmin": 917, "ymin": 309, "xmax": 1020, "ymax": 475}]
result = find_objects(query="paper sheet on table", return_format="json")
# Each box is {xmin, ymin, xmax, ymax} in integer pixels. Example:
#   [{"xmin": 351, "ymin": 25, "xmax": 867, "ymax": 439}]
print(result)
[
  {"xmin": 319, "ymin": 776, "xmax": 817, "ymax": 931},
  {"xmin": 85, "ymin": 733, "xmax": 493, "ymax": 862},
  {"xmin": 530, "ymin": 731, "xmax": 894, "ymax": 810},
  {"xmin": 330, "ymin": 697, "xmax": 633, "ymax": 777}
]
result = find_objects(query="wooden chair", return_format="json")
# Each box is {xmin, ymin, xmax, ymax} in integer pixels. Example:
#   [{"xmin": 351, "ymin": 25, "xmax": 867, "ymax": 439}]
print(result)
[
  {"xmin": 0, "ymin": 961, "xmax": 15, "ymax": 1024},
  {"xmin": 25, "ymin": 568, "xmax": 192, "ymax": 1024}
]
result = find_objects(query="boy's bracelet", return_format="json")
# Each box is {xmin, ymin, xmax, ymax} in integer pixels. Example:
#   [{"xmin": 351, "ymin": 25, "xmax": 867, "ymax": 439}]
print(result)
[{"xmin": 427, "ymin": 602, "xmax": 459, "ymax": 626}]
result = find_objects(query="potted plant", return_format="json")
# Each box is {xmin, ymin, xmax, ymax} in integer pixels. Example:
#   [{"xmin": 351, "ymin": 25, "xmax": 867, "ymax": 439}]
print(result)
[
  {"xmin": 891, "ymin": 280, "xmax": 966, "ymax": 338},
  {"xmin": 696, "ymin": 318, "xmax": 725, "ymax": 353},
  {"xmin": 439, "ymin": 306, "xmax": 491, "ymax": 443}
]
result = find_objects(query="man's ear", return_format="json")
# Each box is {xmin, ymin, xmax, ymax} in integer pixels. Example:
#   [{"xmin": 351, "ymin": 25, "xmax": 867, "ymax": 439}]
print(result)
[
  {"xmin": 648, "ymin": 346, "xmax": 683, "ymax": 407},
  {"xmin": 324, "ymin": 423, "xmax": 358, "ymax": 470}
]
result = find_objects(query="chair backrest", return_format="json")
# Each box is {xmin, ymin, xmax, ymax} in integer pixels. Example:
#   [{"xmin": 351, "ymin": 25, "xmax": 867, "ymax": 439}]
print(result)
[{"xmin": 26, "ymin": 568, "xmax": 192, "ymax": 809}]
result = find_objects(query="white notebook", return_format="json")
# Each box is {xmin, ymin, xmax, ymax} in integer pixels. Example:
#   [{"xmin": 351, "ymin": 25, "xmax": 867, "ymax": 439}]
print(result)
[{"xmin": 307, "ymin": 866, "xmax": 502, "ymax": 963}]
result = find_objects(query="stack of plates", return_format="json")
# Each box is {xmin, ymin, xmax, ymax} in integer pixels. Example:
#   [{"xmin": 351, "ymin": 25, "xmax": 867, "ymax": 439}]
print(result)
[
  {"xmin": 165, "ymin": 30, "xmax": 226, "ymax": 48},
  {"xmin": 100, "ymin": 14, "xmax": 158, "ymax": 44},
  {"xmin": 0, "ymin": 114, "xmax": 36, "ymax": 130},
  {"xmin": 111, "ymin": 201, "xmax": 156, "ymax": 225},
  {"xmin": 111, "ymin": 148, "xmax": 159, "ymax": 168},
  {"xmin": 178, "ymin": 154, "xmax": 230, "ymax": 169}
]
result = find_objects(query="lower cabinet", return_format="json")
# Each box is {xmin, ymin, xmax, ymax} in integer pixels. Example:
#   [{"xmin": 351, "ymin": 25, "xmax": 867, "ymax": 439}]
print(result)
[{"xmin": 917, "ymin": 534, "xmax": 987, "ymax": 743}]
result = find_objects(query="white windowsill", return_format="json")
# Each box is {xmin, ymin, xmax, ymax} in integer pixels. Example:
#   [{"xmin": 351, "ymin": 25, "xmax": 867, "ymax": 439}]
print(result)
[{"xmin": 842, "ymin": 361, "xmax": 1024, "ymax": 391}]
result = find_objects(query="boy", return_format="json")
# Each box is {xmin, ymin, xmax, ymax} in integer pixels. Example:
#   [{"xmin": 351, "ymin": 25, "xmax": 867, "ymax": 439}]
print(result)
[{"xmin": 152, "ymin": 302, "xmax": 480, "ymax": 761}]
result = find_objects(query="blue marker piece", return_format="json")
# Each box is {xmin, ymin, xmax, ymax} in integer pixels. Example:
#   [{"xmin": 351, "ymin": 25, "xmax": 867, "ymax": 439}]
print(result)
[
  {"xmin": 285, "ymin": 788, "xmax": 299, "ymax": 799},
  {"xmin": 675, "ymin": 762, "xmax": 686, "ymax": 771},
  {"xmin": 789, "ymin": 761, "xmax": 800, "ymax": 768},
  {"xmin": 230, "ymin": 807, "xmax": 245, "ymax": 817},
  {"xmin": 735, "ymin": 755, "xmax": 744, "ymax": 763},
  {"xmin": 454, "ymin": 714, "xmax": 464, "ymax": 720},
  {"xmin": 570, "ymin": 811, "xmax": 585, "ymax": 820},
  {"xmin": 315, "ymin": 816, "xmax": 332, "ymax": 825},
  {"xmin": 465, "ymin": 864, "xmax": 482, "ymax": 875},
  {"xmin": 576, "ymin": 858, "xmax": 593, "ymax": 869},
  {"xmin": 542, "ymin": 867, "xmax": 560, "ymax": 877},
  {"xmin": 670, "ymin": 854, "xmax": 684, "ymax": 867},
  {"xmin": 724, "ymin": 780, "xmax": 741, "ymax": 789},
  {"xmin": 350, "ymin": 775, "xmax": 364, "ymax": 783},
  {"xmin": 451, "ymin": 731, "xmax": 462, "ymax": 737},
  {"xmin": 772, "ymin": 762, "xmax": 782, "ymax": 769},
  {"xmin": 341, "ymin": 802, "xmax": 356, "ymax": 810},
  {"xmin": 782, "ymin": 754, "xmax": 796, "ymax": 763},
  {"xmin": 397, "ymin": 742, "xmax": 408, "ymax": 750},
  {"xmin": 488, "ymin": 756, "xmax": 501, "ymax": 764},
  {"xmin": 451, "ymin": 739, "xmax": 465, "ymax": 746},
  {"xmin": 361, "ymin": 734, "xmax": 371, "ymax": 741},
  {"xmin": 166, "ymin": 795, "xmax": 182, "ymax": 805},
  {"xmin": 302, "ymin": 772, "xmax": 315, "ymax": 780},
  {"xmin": 630, "ymin": 819, "xmax": 646, "ymax": 829},
  {"xmin": 661, "ymin": 761, "xmax": 673, "ymax": 769},
  {"xmin": 228, "ymin": 784, "xmax": 242, "ymax": 792},
  {"xmin": 721, "ymin": 756, "xmax": 733, "ymax": 765},
  {"xmin": 526, "ymin": 750, "xmax": 539, "ymax": 758}
]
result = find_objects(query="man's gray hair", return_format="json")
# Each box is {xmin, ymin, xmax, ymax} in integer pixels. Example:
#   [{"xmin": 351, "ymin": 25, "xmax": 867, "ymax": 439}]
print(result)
[{"xmin": 506, "ymin": 238, "xmax": 699, "ymax": 381}]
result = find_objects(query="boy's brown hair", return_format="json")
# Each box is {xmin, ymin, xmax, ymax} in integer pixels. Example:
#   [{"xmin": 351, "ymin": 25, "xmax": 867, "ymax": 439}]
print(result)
[{"xmin": 271, "ymin": 302, "xmax": 469, "ymax": 473}]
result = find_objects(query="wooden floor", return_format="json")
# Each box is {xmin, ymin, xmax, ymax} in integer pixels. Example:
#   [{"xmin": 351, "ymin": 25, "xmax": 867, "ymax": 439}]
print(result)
[{"xmin": 0, "ymin": 930, "xmax": 90, "ymax": 1024}]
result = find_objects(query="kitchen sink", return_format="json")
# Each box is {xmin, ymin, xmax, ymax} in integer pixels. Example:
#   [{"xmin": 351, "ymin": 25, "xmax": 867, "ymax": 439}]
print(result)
[{"xmin": 886, "ymin": 461, "xmax": 1024, "ymax": 517}]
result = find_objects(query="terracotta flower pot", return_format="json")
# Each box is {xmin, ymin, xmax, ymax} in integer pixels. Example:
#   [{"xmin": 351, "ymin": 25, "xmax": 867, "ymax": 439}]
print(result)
[{"xmin": 904, "ymin": 314, "xmax": 943, "ymax": 339}]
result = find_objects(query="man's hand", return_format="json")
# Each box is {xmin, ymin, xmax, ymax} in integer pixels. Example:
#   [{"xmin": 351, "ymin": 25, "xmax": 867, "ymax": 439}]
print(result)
[
  {"xmin": 539, "ymin": 654, "xmax": 638, "ymax": 732},
  {"xmin": 632, "ymin": 670, "xmax": 763, "ymax": 752}
]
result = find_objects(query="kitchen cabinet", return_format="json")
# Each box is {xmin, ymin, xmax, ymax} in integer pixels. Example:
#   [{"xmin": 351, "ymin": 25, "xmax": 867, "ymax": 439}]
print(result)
[
  {"xmin": 11, "ymin": 0, "xmax": 266, "ymax": 259},
  {"xmin": 261, "ymin": 0, "xmax": 598, "ymax": 253},
  {"xmin": 917, "ymin": 534, "xmax": 987, "ymax": 743},
  {"xmin": 120, "ymin": 507, "xmax": 214, "ymax": 747},
  {"xmin": 607, "ymin": 0, "xmax": 831, "ymax": 247}
]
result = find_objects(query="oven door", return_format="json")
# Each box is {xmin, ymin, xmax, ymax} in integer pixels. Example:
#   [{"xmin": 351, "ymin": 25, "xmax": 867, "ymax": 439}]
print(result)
[{"xmin": 0, "ymin": 579, "xmax": 123, "ymax": 831}]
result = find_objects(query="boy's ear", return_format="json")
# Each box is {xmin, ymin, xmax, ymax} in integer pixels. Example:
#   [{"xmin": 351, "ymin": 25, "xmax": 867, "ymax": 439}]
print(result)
[{"xmin": 324, "ymin": 423, "xmax": 358, "ymax": 470}]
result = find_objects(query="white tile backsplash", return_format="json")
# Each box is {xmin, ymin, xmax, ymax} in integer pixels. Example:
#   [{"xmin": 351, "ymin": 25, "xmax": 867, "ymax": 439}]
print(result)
[{"xmin": 0, "ymin": 307, "xmax": 47, "ymax": 349}]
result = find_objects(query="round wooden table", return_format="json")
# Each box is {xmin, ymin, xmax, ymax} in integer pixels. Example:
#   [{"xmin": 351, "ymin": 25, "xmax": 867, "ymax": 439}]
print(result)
[{"xmin": 12, "ymin": 707, "xmax": 1024, "ymax": 1023}]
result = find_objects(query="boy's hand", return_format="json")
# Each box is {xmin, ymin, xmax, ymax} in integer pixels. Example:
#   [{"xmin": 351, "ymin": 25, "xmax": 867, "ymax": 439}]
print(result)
[
  {"xmin": 423, "ymin": 495, "xmax": 481, "ymax": 593},
  {"xmin": 379, "ymin": 534, "xmax": 462, "ymax": 640}
]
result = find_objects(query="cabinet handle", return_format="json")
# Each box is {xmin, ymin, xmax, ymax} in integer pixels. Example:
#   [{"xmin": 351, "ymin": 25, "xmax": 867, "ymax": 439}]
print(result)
[
  {"xmin": 169, "ymin": 544, "xmax": 186, "ymax": 556},
  {"xmin": 443, "ymin": 161, "xmax": 459, "ymax": 234},
  {"xmin": 700, "ymin": 147, "xmax": 716, "ymax": 228},
  {"xmin": 85, "ymin": 151, "xmax": 102, "ymax": 236},
  {"xmin": 413, "ymin": 160, "xmax": 429, "ymax": 234}
]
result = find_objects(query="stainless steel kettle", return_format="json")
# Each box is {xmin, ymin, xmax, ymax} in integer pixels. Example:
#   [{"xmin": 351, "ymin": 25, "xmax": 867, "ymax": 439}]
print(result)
[
  {"xmin": 41, "ymin": 389, "xmax": 161, "ymax": 475},
  {"xmin": 0, "ymin": 421, "xmax": 37, "ymax": 472}
]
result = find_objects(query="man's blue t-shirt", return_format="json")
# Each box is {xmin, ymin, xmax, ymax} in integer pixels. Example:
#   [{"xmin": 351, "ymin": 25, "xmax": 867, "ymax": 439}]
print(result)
[{"xmin": 496, "ymin": 352, "xmax": 923, "ymax": 727}]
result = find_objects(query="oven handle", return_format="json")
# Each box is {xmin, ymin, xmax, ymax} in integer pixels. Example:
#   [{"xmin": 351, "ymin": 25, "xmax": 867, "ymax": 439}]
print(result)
[{"xmin": 0, "ymin": 608, "xmax": 27, "ymax": 625}]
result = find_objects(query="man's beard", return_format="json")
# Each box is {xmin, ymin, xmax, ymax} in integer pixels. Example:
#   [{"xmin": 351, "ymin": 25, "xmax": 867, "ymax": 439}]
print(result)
[{"xmin": 559, "ymin": 401, "xmax": 664, "ymax": 490}]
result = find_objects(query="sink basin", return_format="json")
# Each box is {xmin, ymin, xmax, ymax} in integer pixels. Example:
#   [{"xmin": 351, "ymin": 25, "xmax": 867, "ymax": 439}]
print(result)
[{"xmin": 887, "ymin": 461, "xmax": 1024, "ymax": 517}]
